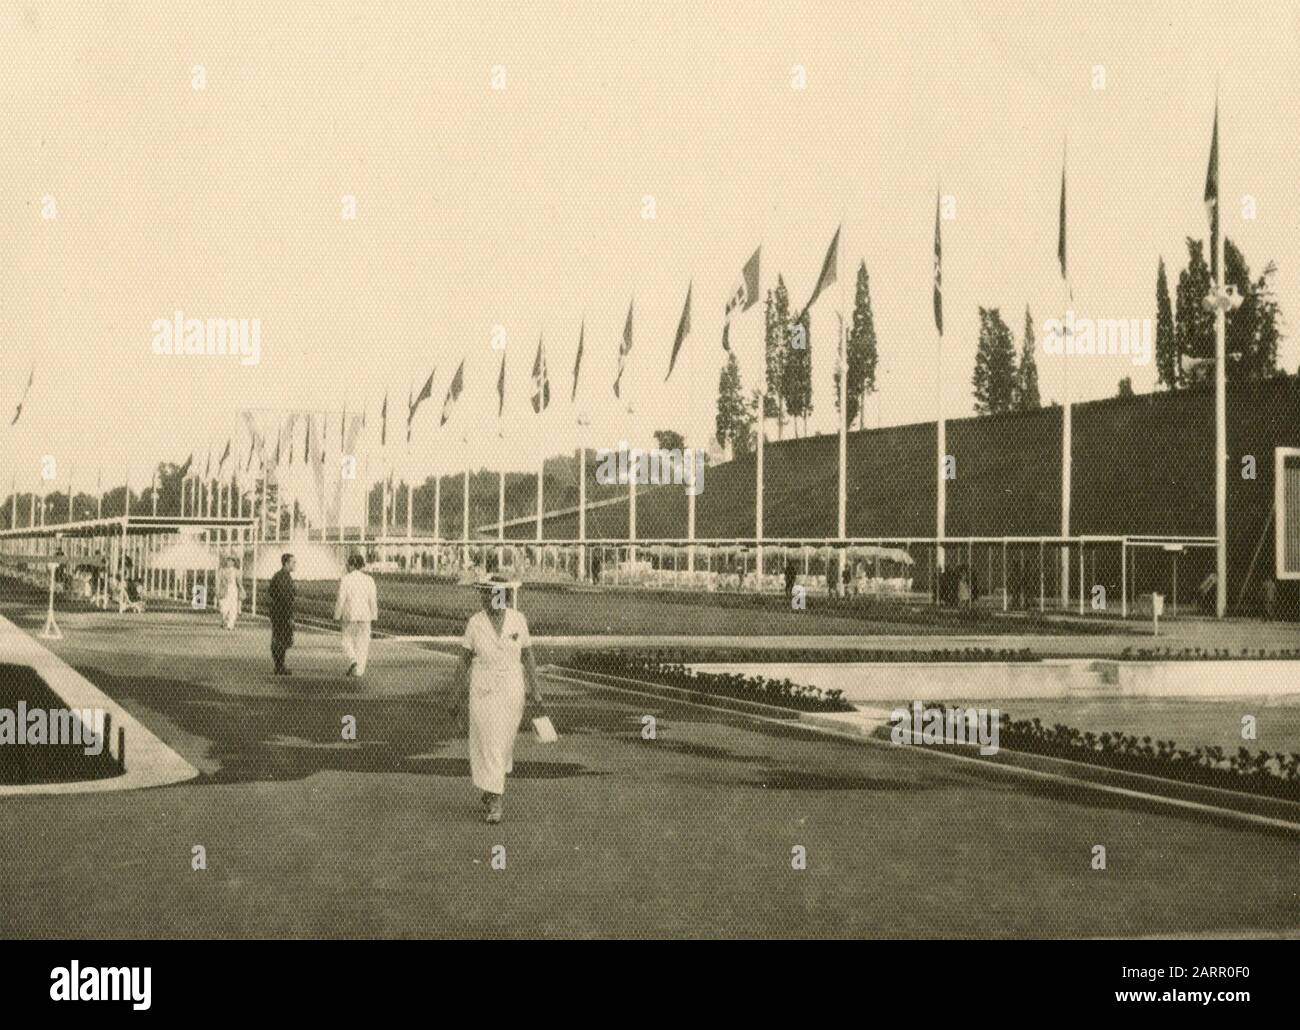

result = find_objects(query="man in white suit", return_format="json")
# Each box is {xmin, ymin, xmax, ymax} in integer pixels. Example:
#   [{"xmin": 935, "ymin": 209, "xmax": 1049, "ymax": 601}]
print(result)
[{"xmin": 334, "ymin": 552, "xmax": 379, "ymax": 678}]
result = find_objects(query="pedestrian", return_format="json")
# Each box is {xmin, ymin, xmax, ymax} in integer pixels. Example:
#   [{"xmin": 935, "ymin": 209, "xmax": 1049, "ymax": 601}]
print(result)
[
  {"xmin": 268, "ymin": 552, "xmax": 296, "ymax": 675},
  {"xmin": 215, "ymin": 556, "xmax": 245, "ymax": 630},
  {"xmin": 449, "ymin": 574, "xmax": 546, "ymax": 824},
  {"xmin": 784, "ymin": 557, "xmax": 798, "ymax": 600},
  {"xmin": 334, "ymin": 552, "xmax": 378, "ymax": 678}
]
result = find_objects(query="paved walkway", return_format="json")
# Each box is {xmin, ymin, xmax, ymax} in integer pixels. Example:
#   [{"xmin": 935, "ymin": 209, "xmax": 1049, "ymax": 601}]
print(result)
[{"xmin": 0, "ymin": 598, "xmax": 1295, "ymax": 937}]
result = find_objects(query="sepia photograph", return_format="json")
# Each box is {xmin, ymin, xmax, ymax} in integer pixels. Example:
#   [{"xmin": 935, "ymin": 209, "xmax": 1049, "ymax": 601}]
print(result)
[{"xmin": 0, "ymin": 0, "xmax": 1296, "ymax": 1000}]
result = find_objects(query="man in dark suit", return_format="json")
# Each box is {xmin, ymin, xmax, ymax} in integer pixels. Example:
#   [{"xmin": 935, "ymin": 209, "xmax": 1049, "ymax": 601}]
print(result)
[{"xmin": 268, "ymin": 553, "xmax": 296, "ymax": 675}]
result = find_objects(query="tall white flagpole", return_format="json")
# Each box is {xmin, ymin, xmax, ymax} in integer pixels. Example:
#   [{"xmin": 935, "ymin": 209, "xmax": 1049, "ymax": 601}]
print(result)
[
  {"xmin": 536, "ymin": 457, "xmax": 544, "ymax": 542},
  {"xmin": 1209, "ymin": 97, "xmax": 1230, "ymax": 618},
  {"xmin": 837, "ymin": 313, "xmax": 847, "ymax": 540},
  {"xmin": 578, "ymin": 444, "xmax": 586, "ymax": 580},
  {"xmin": 1060, "ymin": 146, "xmax": 1072, "ymax": 609},
  {"xmin": 934, "ymin": 190, "xmax": 946, "ymax": 585},
  {"xmin": 67, "ymin": 465, "xmax": 75, "ymax": 523},
  {"xmin": 756, "ymin": 391, "xmax": 765, "ymax": 579},
  {"xmin": 462, "ymin": 464, "xmax": 470, "ymax": 567}
]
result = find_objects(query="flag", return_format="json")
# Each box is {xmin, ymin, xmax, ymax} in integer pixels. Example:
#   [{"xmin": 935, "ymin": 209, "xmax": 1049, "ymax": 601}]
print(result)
[
  {"xmin": 531, "ymin": 336, "xmax": 551, "ymax": 413},
  {"xmin": 613, "ymin": 300, "xmax": 633, "ymax": 398},
  {"xmin": 9, "ymin": 365, "xmax": 33, "ymax": 426},
  {"xmin": 722, "ymin": 247, "xmax": 761, "ymax": 351},
  {"xmin": 1058, "ymin": 155, "xmax": 1068, "ymax": 281},
  {"xmin": 802, "ymin": 226, "xmax": 839, "ymax": 316},
  {"xmin": 380, "ymin": 392, "xmax": 389, "ymax": 447},
  {"xmin": 496, "ymin": 351, "xmax": 507, "ymax": 417},
  {"xmin": 571, "ymin": 321, "xmax": 584, "ymax": 403},
  {"xmin": 407, "ymin": 369, "xmax": 435, "ymax": 442},
  {"xmin": 933, "ymin": 192, "xmax": 943, "ymax": 336},
  {"xmin": 177, "ymin": 453, "xmax": 193, "ymax": 479},
  {"xmin": 666, "ymin": 282, "xmax": 692, "ymax": 380},
  {"xmin": 302, "ymin": 418, "xmax": 310, "ymax": 463},
  {"xmin": 1205, "ymin": 98, "xmax": 1220, "ymax": 282},
  {"xmin": 440, "ymin": 360, "xmax": 465, "ymax": 426}
]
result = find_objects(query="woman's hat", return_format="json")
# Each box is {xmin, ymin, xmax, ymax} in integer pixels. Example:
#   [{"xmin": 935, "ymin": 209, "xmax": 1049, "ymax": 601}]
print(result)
[{"xmin": 473, "ymin": 574, "xmax": 520, "ymax": 590}]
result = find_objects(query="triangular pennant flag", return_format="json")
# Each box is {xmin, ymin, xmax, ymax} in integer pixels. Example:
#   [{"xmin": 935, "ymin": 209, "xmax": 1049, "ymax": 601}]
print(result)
[
  {"xmin": 531, "ymin": 336, "xmax": 551, "ymax": 413},
  {"xmin": 496, "ymin": 351, "xmax": 507, "ymax": 418},
  {"xmin": 571, "ymin": 321, "xmax": 584, "ymax": 403},
  {"xmin": 9, "ymin": 365, "xmax": 34, "ymax": 426},
  {"xmin": 1057, "ymin": 151, "xmax": 1068, "ymax": 281},
  {"xmin": 613, "ymin": 299, "xmax": 633, "ymax": 398},
  {"xmin": 802, "ymin": 226, "xmax": 839, "ymax": 316},
  {"xmin": 666, "ymin": 282, "xmax": 692, "ymax": 380},
  {"xmin": 440, "ymin": 360, "xmax": 465, "ymax": 426},
  {"xmin": 933, "ymin": 192, "xmax": 943, "ymax": 337},
  {"xmin": 1205, "ymin": 98, "xmax": 1220, "ymax": 282},
  {"xmin": 380, "ymin": 392, "xmax": 389, "ymax": 447},
  {"xmin": 408, "ymin": 369, "xmax": 435, "ymax": 440}
]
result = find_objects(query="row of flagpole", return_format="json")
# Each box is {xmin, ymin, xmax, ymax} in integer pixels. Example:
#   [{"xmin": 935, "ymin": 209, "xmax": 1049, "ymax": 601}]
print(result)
[{"xmin": 4, "ymin": 98, "xmax": 1231, "ymax": 614}]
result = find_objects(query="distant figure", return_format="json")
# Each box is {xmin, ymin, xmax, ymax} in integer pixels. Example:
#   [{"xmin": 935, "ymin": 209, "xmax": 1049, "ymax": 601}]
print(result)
[
  {"xmin": 451, "ymin": 575, "xmax": 546, "ymax": 824},
  {"xmin": 334, "ymin": 552, "xmax": 379, "ymax": 678},
  {"xmin": 784, "ymin": 558, "xmax": 798, "ymax": 599},
  {"xmin": 1197, "ymin": 572, "xmax": 1218, "ymax": 615},
  {"xmin": 842, "ymin": 562, "xmax": 852, "ymax": 598},
  {"xmin": 958, "ymin": 565, "xmax": 972, "ymax": 609},
  {"xmin": 268, "ymin": 553, "xmax": 297, "ymax": 675},
  {"xmin": 590, "ymin": 551, "xmax": 602, "ymax": 584},
  {"xmin": 826, "ymin": 561, "xmax": 838, "ymax": 599},
  {"xmin": 215, "ymin": 556, "xmax": 245, "ymax": 630}
]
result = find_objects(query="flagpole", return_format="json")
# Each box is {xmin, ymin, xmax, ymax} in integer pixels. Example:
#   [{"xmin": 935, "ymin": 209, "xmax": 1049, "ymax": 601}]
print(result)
[
  {"xmin": 536, "ymin": 457, "xmax": 544, "ymax": 542},
  {"xmin": 1060, "ymin": 145, "xmax": 1072, "ymax": 610},
  {"xmin": 1211, "ymin": 100, "xmax": 1228, "ymax": 619},
  {"xmin": 686, "ymin": 450, "xmax": 696, "ymax": 575},
  {"xmin": 462, "ymin": 465, "xmax": 470, "ymax": 568},
  {"xmin": 577, "ymin": 443, "xmax": 587, "ymax": 581},
  {"xmin": 934, "ymin": 191, "xmax": 946, "ymax": 590},
  {"xmin": 68, "ymin": 465, "xmax": 75, "ymax": 523},
  {"xmin": 837, "ymin": 312, "xmax": 847, "ymax": 540},
  {"xmin": 628, "ymin": 447, "xmax": 637, "ymax": 564},
  {"xmin": 756, "ymin": 391, "xmax": 765, "ymax": 585}
]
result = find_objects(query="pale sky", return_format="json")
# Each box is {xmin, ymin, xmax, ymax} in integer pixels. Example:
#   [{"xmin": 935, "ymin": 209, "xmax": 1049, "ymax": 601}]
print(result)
[{"xmin": 3, "ymin": 0, "xmax": 1299, "ymax": 494}]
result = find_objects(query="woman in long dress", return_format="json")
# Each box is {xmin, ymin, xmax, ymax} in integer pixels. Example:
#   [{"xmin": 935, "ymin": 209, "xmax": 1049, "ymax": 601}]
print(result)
[
  {"xmin": 215, "ymin": 556, "xmax": 245, "ymax": 630},
  {"xmin": 451, "ymin": 576, "xmax": 545, "ymax": 824}
]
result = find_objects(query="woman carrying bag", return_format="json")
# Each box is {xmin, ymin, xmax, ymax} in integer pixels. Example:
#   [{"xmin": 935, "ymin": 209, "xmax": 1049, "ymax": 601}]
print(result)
[{"xmin": 450, "ymin": 575, "xmax": 547, "ymax": 824}]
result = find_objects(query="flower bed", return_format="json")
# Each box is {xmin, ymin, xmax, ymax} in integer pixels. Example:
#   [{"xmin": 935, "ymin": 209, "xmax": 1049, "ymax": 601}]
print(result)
[
  {"xmin": 564, "ymin": 651, "xmax": 856, "ymax": 713},
  {"xmin": 916, "ymin": 702, "xmax": 1300, "ymax": 802}
]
